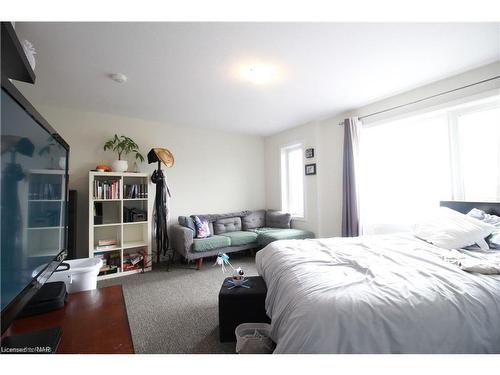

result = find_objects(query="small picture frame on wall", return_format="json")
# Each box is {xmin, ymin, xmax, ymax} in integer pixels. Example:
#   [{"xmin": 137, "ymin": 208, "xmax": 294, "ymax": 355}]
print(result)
[
  {"xmin": 305, "ymin": 148, "xmax": 314, "ymax": 158},
  {"xmin": 305, "ymin": 163, "xmax": 316, "ymax": 175}
]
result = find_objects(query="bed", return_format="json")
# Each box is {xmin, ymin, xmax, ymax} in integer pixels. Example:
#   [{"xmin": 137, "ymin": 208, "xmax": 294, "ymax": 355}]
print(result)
[{"xmin": 255, "ymin": 201, "xmax": 500, "ymax": 353}]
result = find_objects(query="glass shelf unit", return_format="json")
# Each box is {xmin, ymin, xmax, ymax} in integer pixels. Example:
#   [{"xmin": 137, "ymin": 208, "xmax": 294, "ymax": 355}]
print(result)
[{"xmin": 23, "ymin": 169, "xmax": 66, "ymax": 265}]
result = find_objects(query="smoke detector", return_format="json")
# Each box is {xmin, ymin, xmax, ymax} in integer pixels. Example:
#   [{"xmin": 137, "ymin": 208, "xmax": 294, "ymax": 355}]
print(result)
[{"xmin": 109, "ymin": 73, "xmax": 127, "ymax": 83}]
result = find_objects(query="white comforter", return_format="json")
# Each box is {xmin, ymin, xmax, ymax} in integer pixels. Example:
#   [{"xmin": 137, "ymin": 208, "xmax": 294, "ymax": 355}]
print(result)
[{"xmin": 255, "ymin": 233, "xmax": 500, "ymax": 353}]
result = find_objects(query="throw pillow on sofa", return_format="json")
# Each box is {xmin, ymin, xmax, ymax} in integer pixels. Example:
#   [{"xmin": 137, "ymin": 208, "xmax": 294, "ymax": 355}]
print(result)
[
  {"xmin": 192, "ymin": 215, "xmax": 211, "ymax": 238},
  {"xmin": 178, "ymin": 216, "xmax": 196, "ymax": 232},
  {"xmin": 242, "ymin": 210, "xmax": 266, "ymax": 230},
  {"xmin": 266, "ymin": 210, "xmax": 292, "ymax": 229}
]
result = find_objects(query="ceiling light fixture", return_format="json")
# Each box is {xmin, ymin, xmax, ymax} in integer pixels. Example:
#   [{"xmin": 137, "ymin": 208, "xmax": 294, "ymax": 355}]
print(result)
[
  {"xmin": 109, "ymin": 73, "xmax": 128, "ymax": 83},
  {"xmin": 239, "ymin": 64, "xmax": 279, "ymax": 85}
]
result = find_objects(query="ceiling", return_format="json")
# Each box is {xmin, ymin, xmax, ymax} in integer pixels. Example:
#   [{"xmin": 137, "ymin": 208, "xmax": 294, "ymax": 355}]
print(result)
[{"xmin": 13, "ymin": 22, "xmax": 500, "ymax": 136}]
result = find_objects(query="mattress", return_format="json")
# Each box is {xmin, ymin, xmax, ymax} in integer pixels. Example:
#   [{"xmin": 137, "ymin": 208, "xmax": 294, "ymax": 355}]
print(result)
[{"xmin": 255, "ymin": 233, "xmax": 500, "ymax": 353}]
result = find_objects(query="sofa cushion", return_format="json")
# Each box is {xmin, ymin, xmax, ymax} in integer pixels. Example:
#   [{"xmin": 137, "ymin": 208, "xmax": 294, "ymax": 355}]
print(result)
[
  {"xmin": 265, "ymin": 210, "xmax": 292, "ymax": 229},
  {"xmin": 178, "ymin": 216, "xmax": 196, "ymax": 232},
  {"xmin": 242, "ymin": 210, "xmax": 266, "ymax": 230},
  {"xmin": 220, "ymin": 231, "xmax": 258, "ymax": 246},
  {"xmin": 214, "ymin": 217, "xmax": 242, "ymax": 234},
  {"xmin": 257, "ymin": 229, "xmax": 315, "ymax": 247},
  {"xmin": 192, "ymin": 235, "xmax": 231, "ymax": 252},
  {"xmin": 246, "ymin": 227, "xmax": 281, "ymax": 235}
]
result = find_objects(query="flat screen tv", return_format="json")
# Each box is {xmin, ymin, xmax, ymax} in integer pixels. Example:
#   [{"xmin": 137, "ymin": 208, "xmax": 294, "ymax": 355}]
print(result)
[{"xmin": 1, "ymin": 77, "xmax": 69, "ymax": 337}]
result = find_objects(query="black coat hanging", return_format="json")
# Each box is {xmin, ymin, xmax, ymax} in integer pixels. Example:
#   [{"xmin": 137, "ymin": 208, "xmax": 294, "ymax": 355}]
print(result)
[{"xmin": 148, "ymin": 148, "xmax": 174, "ymax": 269}]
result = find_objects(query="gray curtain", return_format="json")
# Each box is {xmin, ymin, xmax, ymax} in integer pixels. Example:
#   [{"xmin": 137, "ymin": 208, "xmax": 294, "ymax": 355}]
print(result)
[{"xmin": 341, "ymin": 117, "xmax": 362, "ymax": 237}]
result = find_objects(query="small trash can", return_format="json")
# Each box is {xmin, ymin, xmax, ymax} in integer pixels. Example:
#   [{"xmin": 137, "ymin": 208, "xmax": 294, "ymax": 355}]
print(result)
[
  {"xmin": 235, "ymin": 323, "xmax": 275, "ymax": 354},
  {"xmin": 33, "ymin": 258, "xmax": 102, "ymax": 294}
]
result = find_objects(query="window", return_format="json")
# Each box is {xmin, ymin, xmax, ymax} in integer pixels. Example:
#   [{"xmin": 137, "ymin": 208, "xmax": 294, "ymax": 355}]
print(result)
[
  {"xmin": 452, "ymin": 104, "xmax": 500, "ymax": 201},
  {"xmin": 360, "ymin": 94, "xmax": 500, "ymax": 234},
  {"xmin": 281, "ymin": 144, "xmax": 304, "ymax": 218}
]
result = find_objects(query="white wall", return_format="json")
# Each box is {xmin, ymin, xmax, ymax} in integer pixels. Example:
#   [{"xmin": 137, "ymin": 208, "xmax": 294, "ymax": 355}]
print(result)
[
  {"xmin": 33, "ymin": 107, "xmax": 266, "ymax": 258},
  {"xmin": 265, "ymin": 61, "xmax": 500, "ymax": 238}
]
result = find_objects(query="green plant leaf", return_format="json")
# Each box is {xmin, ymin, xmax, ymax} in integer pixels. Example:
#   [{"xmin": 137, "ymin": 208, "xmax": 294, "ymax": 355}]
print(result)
[
  {"xmin": 135, "ymin": 152, "xmax": 145, "ymax": 162},
  {"xmin": 103, "ymin": 134, "xmax": 144, "ymax": 162}
]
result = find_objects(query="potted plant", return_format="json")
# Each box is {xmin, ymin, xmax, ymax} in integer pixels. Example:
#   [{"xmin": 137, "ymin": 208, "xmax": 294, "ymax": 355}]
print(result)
[{"xmin": 103, "ymin": 135, "xmax": 145, "ymax": 172}]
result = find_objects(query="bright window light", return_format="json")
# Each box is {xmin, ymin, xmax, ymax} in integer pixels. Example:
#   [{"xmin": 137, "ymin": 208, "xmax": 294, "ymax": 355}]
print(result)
[
  {"xmin": 360, "ymin": 112, "xmax": 451, "ymax": 234},
  {"xmin": 360, "ymin": 94, "xmax": 500, "ymax": 235},
  {"xmin": 456, "ymin": 106, "xmax": 500, "ymax": 201},
  {"xmin": 281, "ymin": 144, "xmax": 304, "ymax": 218}
]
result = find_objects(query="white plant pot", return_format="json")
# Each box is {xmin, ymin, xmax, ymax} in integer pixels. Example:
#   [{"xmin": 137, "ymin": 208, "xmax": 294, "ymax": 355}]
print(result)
[
  {"xmin": 112, "ymin": 160, "xmax": 128, "ymax": 172},
  {"xmin": 58, "ymin": 157, "xmax": 66, "ymax": 170}
]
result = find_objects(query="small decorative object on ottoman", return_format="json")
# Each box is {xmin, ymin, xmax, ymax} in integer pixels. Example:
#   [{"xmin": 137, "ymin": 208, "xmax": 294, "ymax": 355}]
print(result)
[
  {"xmin": 214, "ymin": 253, "xmax": 249, "ymax": 288},
  {"xmin": 218, "ymin": 276, "xmax": 270, "ymax": 342}
]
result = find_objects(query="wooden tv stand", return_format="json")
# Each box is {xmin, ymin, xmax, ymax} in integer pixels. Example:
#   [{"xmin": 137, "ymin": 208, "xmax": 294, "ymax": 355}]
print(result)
[{"xmin": 4, "ymin": 285, "xmax": 134, "ymax": 354}]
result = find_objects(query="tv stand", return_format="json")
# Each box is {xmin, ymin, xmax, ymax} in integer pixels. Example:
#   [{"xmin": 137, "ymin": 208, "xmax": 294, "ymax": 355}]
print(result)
[{"xmin": 1, "ymin": 327, "xmax": 61, "ymax": 354}]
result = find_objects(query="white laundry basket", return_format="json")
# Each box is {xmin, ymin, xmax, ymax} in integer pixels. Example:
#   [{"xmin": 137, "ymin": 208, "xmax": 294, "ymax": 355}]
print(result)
[
  {"xmin": 235, "ymin": 323, "xmax": 275, "ymax": 354},
  {"xmin": 34, "ymin": 258, "xmax": 102, "ymax": 294}
]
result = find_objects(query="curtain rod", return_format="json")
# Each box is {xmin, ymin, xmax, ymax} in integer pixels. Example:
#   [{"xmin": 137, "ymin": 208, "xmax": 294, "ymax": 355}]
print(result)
[{"xmin": 338, "ymin": 75, "xmax": 500, "ymax": 126}]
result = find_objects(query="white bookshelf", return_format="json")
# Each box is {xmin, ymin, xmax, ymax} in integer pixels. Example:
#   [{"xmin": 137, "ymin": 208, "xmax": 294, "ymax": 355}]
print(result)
[
  {"xmin": 24, "ymin": 169, "xmax": 66, "ymax": 264},
  {"xmin": 88, "ymin": 171, "xmax": 152, "ymax": 280}
]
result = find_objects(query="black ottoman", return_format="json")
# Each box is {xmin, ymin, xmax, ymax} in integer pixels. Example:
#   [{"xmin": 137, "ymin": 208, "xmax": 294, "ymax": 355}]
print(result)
[{"xmin": 218, "ymin": 276, "xmax": 270, "ymax": 342}]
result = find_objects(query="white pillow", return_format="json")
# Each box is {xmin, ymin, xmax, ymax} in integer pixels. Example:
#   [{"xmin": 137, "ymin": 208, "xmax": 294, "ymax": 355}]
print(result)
[{"xmin": 413, "ymin": 207, "xmax": 495, "ymax": 250}]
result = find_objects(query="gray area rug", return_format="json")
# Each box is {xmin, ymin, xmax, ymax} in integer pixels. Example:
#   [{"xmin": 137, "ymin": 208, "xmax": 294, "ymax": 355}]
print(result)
[{"xmin": 98, "ymin": 252, "xmax": 258, "ymax": 354}]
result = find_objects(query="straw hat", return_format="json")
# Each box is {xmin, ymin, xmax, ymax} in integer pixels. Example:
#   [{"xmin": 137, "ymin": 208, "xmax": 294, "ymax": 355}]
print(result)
[{"xmin": 148, "ymin": 148, "xmax": 175, "ymax": 168}]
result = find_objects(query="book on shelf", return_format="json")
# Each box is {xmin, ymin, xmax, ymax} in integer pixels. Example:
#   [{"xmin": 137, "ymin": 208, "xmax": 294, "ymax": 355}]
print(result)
[
  {"xmin": 123, "ymin": 263, "xmax": 141, "ymax": 272},
  {"xmin": 95, "ymin": 251, "xmax": 121, "ymax": 276},
  {"xmin": 108, "ymin": 252, "xmax": 121, "ymax": 266},
  {"xmin": 98, "ymin": 239, "xmax": 117, "ymax": 246},
  {"xmin": 93, "ymin": 179, "xmax": 120, "ymax": 199},
  {"xmin": 123, "ymin": 248, "xmax": 146, "ymax": 271},
  {"xmin": 98, "ymin": 265, "xmax": 119, "ymax": 276},
  {"xmin": 131, "ymin": 254, "xmax": 143, "ymax": 265},
  {"xmin": 123, "ymin": 183, "xmax": 148, "ymax": 199},
  {"xmin": 123, "ymin": 254, "xmax": 143, "ymax": 271}
]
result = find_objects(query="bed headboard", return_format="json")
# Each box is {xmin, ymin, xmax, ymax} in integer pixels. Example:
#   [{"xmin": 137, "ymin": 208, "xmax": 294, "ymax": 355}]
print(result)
[{"xmin": 440, "ymin": 201, "xmax": 500, "ymax": 216}]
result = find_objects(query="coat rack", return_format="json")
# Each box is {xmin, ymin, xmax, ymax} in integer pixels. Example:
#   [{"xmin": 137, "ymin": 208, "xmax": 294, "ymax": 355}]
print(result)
[{"xmin": 147, "ymin": 148, "xmax": 174, "ymax": 269}]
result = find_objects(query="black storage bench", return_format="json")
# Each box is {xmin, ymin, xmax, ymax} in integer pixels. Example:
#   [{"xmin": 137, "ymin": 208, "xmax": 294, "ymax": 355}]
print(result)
[{"xmin": 218, "ymin": 276, "xmax": 270, "ymax": 342}]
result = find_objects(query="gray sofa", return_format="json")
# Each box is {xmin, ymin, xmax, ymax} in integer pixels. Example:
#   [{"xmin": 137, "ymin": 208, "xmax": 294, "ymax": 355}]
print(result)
[{"xmin": 171, "ymin": 209, "xmax": 314, "ymax": 269}]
